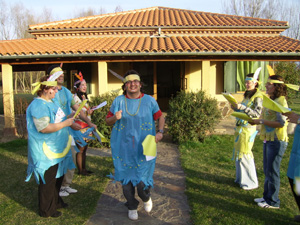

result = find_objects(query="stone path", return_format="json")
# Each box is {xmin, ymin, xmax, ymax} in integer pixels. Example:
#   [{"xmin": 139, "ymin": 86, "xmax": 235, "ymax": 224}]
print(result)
[{"xmin": 86, "ymin": 134, "xmax": 192, "ymax": 225}]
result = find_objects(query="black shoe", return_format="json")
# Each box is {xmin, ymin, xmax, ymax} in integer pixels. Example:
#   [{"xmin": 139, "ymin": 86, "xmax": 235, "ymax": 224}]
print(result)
[
  {"xmin": 57, "ymin": 202, "xmax": 68, "ymax": 209},
  {"xmin": 78, "ymin": 171, "xmax": 91, "ymax": 176},
  {"xmin": 51, "ymin": 211, "xmax": 62, "ymax": 218},
  {"xmin": 87, "ymin": 170, "xmax": 94, "ymax": 174}
]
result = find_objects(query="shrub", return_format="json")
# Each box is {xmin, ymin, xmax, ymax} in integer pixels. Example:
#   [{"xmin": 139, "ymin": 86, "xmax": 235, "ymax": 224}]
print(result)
[
  {"xmin": 89, "ymin": 90, "xmax": 120, "ymax": 148},
  {"xmin": 167, "ymin": 90, "xmax": 222, "ymax": 143},
  {"xmin": 274, "ymin": 62, "xmax": 300, "ymax": 101}
]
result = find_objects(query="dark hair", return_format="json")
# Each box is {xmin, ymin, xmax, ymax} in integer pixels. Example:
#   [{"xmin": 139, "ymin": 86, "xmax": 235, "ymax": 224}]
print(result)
[
  {"xmin": 244, "ymin": 73, "xmax": 259, "ymax": 99},
  {"xmin": 36, "ymin": 75, "xmax": 51, "ymax": 97},
  {"xmin": 122, "ymin": 70, "xmax": 144, "ymax": 95},
  {"xmin": 269, "ymin": 75, "xmax": 287, "ymax": 100},
  {"xmin": 74, "ymin": 79, "xmax": 88, "ymax": 101},
  {"xmin": 47, "ymin": 64, "xmax": 61, "ymax": 75}
]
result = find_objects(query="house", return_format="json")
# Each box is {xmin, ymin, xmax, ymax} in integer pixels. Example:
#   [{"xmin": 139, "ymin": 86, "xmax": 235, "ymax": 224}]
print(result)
[{"xmin": 1, "ymin": 6, "xmax": 300, "ymax": 135}]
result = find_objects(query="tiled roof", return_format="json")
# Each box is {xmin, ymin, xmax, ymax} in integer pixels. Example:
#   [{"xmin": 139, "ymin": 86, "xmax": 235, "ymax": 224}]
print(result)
[
  {"xmin": 0, "ymin": 6, "xmax": 299, "ymax": 61},
  {"xmin": 1, "ymin": 35, "xmax": 299, "ymax": 57},
  {"xmin": 29, "ymin": 6, "xmax": 288, "ymax": 33}
]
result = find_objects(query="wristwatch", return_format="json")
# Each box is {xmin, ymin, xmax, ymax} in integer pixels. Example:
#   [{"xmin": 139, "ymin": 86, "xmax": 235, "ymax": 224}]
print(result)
[
  {"xmin": 157, "ymin": 129, "xmax": 164, "ymax": 134},
  {"xmin": 259, "ymin": 119, "xmax": 264, "ymax": 124}
]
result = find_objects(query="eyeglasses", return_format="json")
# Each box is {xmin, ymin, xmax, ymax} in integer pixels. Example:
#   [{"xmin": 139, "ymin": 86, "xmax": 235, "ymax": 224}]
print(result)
[{"xmin": 125, "ymin": 80, "xmax": 140, "ymax": 85}]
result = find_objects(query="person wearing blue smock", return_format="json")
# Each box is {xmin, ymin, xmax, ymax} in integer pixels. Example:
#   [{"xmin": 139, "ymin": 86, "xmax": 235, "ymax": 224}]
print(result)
[
  {"xmin": 47, "ymin": 65, "xmax": 97, "ymax": 198},
  {"xmin": 105, "ymin": 70, "xmax": 165, "ymax": 221},
  {"xmin": 26, "ymin": 74, "xmax": 75, "ymax": 218},
  {"xmin": 283, "ymin": 111, "xmax": 300, "ymax": 222}
]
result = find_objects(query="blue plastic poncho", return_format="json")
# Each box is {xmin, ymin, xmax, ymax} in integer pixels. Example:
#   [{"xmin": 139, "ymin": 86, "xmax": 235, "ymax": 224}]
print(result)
[
  {"xmin": 109, "ymin": 94, "xmax": 160, "ymax": 188},
  {"xmin": 26, "ymin": 98, "xmax": 75, "ymax": 184}
]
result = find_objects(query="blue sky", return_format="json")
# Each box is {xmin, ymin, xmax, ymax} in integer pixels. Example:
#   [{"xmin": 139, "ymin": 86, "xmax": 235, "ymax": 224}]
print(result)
[
  {"xmin": 3, "ymin": 0, "xmax": 232, "ymax": 20},
  {"xmin": 7, "ymin": 0, "xmax": 300, "ymax": 21}
]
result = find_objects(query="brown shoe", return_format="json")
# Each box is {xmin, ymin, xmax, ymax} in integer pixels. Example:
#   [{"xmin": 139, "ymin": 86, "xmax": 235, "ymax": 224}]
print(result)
[{"xmin": 294, "ymin": 215, "xmax": 300, "ymax": 222}]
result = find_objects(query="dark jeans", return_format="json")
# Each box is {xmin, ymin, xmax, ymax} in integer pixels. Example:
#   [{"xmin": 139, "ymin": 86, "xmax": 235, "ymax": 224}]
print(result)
[
  {"xmin": 122, "ymin": 181, "xmax": 151, "ymax": 210},
  {"xmin": 38, "ymin": 164, "xmax": 65, "ymax": 217},
  {"xmin": 289, "ymin": 177, "xmax": 300, "ymax": 212},
  {"xmin": 263, "ymin": 140, "xmax": 287, "ymax": 207}
]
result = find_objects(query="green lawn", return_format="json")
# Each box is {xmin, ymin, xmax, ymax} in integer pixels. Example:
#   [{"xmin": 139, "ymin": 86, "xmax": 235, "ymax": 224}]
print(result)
[
  {"xmin": 179, "ymin": 135, "xmax": 298, "ymax": 225},
  {"xmin": 0, "ymin": 139, "xmax": 113, "ymax": 225}
]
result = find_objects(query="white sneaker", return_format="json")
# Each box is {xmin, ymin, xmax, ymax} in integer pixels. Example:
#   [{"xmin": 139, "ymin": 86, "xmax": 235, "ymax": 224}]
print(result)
[
  {"xmin": 59, "ymin": 189, "xmax": 69, "ymax": 197},
  {"xmin": 64, "ymin": 186, "xmax": 78, "ymax": 194},
  {"xmin": 242, "ymin": 186, "xmax": 258, "ymax": 190},
  {"xmin": 144, "ymin": 198, "xmax": 153, "ymax": 213},
  {"xmin": 128, "ymin": 210, "xmax": 138, "ymax": 220},
  {"xmin": 258, "ymin": 201, "xmax": 279, "ymax": 209},
  {"xmin": 254, "ymin": 197, "xmax": 265, "ymax": 203}
]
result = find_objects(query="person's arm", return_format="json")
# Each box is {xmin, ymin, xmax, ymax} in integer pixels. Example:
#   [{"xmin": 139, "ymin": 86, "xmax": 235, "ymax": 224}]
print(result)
[
  {"xmin": 155, "ymin": 114, "xmax": 165, "ymax": 143},
  {"xmin": 240, "ymin": 97, "xmax": 263, "ymax": 118},
  {"xmin": 105, "ymin": 110, "xmax": 122, "ymax": 126},
  {"xmin": 252, "ymin": 112, "xmax": 286, "ymax": 128},
  {"xmin": 283, "ymin": 112, "xmax": 300, "ymax": 124},
  {"xmin": 72, "ymin": 103, "xmax": 97, "ymax": 129},
  {"xmin": 40, "ymin": 118, "xmax": 74, "ymax": 133}
]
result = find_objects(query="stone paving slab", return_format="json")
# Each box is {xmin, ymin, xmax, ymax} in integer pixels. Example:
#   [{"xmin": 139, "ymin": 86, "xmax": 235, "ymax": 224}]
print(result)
[{"xmin": 86, "ymin": 139, "xmax": 191, "ymax": 225}]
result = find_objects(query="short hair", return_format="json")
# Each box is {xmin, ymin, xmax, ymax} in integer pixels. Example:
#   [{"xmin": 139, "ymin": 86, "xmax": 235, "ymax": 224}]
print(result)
[{"xmin": 122, "ymin": 70, "xmax": 144, "ymax": 95}]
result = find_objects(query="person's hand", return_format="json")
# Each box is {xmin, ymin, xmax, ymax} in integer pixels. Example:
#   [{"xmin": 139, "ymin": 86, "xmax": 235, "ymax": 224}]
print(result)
[
  {"xmin": 231, "ymin": 103, "xmax": 241, "ymax": 110},
  {"xmin": 283, "ymin": 112, "xmax": 300, "ymax": 124},
  {"xmin": 115, "ymin": 110, "xmax": 122, "ymax": 120},
  {"xmin": 89, "ymin": 123, "xmax": 97, "ymax": 129},
  {"xmin": 250, "ymin": 119, "xmax": 263, "ymax": 125},
  {"xmin": 67, "ymin": 112, "xmax": 76, "ymax": 118},
  {"xmin": 71, "ymin": 122, "xmax": 81, "ymax": 130},
  {"xmin": 87, "ymin": 109, "xmax": 94, "ymax": 115},
  {"xmin": 155, "ymin": 132, "xmax": 163, "ymax": 143},
  {"xmin": 65, "ymin": 118, "xmax": 75, "ymax": 127}
]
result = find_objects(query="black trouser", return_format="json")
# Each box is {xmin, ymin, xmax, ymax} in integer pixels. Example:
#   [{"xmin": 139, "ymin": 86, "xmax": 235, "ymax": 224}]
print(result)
[
  {"xmin": 38, "ymin": 164, "xmax": 65, "ymax": 217},
  {"xmin": 122, "ymin": 181, "xmax": 151, "ymax": 210},
  {"xmin": 289, "ymin": 177, "xmax": 300, "ymax": 212}
]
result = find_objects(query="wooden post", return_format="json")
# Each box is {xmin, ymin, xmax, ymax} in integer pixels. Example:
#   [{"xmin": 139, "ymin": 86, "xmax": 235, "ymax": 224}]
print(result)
[
  {"xmin": 98, "ymin": 62, "xmax": 108, "ymax": 95},
  {"xmin": 153, "ymin": 62, "xmax": 157, "ymax": 100},
  {"xmin": 1, "ymin": 64, "xmax": 17, "ymax": 136}
]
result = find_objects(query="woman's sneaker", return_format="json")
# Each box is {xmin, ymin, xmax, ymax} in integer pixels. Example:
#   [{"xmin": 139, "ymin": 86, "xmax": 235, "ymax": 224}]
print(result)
[
  {"xmin": 258, "ymin": 201, "xmax": 279, "ymax": 209},
  {"xmin": 254, "ymin": 197, "xmax": 265, "ymax": 203},
  {"xmin": 128, "ymin": 210, "xmax": 138, "ymax": 220},
  {"xmin": 144, "ymin": 198, "xmax": 153, "ymax": 213}
]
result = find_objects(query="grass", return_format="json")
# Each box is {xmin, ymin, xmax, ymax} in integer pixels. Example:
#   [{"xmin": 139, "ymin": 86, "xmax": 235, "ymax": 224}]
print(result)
[
  {"xmin": 179, "ymin": 135, "xmax": 298, "ymax": 225},
  {"xmin": 0, "ymin": 139, "xmax": 113, "ymax": 225},
  {"xmin": 1, "ymin": 97, "xmax": 300, "ymax": 224}
]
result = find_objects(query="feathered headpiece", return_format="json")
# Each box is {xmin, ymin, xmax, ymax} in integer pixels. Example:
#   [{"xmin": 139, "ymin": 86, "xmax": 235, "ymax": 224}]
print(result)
[
  {"xmin": 245, "ymin": 67, "xmax": 261, "ymax": 84},
  {"xmin": 74, "ymin": 71, "xmax": 84, "ymax": 87},
  {"xmin": 267, "ymin": 65, "xmax": 275, "ymax": 76}
]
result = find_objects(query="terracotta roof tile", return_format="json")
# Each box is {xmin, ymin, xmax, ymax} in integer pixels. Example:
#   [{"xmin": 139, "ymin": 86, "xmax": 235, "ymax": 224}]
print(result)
[
  {"xmin": 1, "ymin": 36, "xmax": 299, "ymax": 57},
  {"xmin": 28, "ymin": 7, "xmax": 288, "ymax": 32}
]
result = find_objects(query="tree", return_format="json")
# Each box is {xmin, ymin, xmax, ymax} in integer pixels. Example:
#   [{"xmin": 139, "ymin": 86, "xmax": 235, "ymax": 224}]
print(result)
[
  {"xmin": 0, "ymin": 0, "xmax": 55, "ymax": 40},
  {"xmin": 221, "ymin": 0, "xmax": 300, "ymax": 40},
  {"xmin": 0, "ymin": 0, "xmax": 14, "ymax": 40},
  {"xmin": 73, "ymin": 7, "xmax": 107, "ymax": 18},
  {"xmin": 114, "ymin": 5, "xmax": 123, "ymax": 13}
]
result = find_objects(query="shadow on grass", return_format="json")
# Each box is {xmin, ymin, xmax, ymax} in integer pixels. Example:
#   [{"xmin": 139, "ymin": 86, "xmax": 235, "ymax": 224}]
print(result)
[
  {"xmin": 0, "ymin": 140, "xmax": 113, "ymax": 224},
  {"xmin": 183, "ymin": 167, "xmax": 298, "ymax": 225}
]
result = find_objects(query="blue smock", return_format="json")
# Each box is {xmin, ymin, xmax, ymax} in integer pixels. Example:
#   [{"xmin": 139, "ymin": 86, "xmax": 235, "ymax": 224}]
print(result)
[
  {"xmin": 110, "ymin": 94, "xmax": 160, "ymax": 188},
  {"xmin": 26, "ymin": 98, "xmax": 75, "ymax": 184},
  {"xmin": 52, "ymin": 86, "xmax": 86, "ymax": 146}
]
